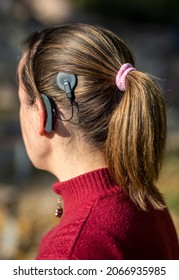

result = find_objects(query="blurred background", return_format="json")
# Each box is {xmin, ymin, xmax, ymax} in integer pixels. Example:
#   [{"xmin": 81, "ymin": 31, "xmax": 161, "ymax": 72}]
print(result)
[{"xmin": 0, "ymin": 0, "xmax": 179, "ymax": 259}]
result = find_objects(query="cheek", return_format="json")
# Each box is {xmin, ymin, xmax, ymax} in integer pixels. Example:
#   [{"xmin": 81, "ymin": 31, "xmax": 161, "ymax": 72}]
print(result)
[
  {"xmin": 19, "ymin": 105, "xmax": 28, "ymax": 138},
  {"xmin": 19, "ymin": 109, "xmax": 30, "ymax": 158},
  {"xmin": 19, "ymin": 102, "xmax": 33, "ymax": 147},
  {"xmin": 19, "ymin": 105, "xmax": 25, "ymax": 134},
  {"xmin": 18, "ymin": 97, "xmax": 49, "ymax": 170},
  {"xmin": 19, "ymin": 105, "xmax": 24, "ymax": 125},
  {"xmin": 19, "ymin": 105, "xmax": 44, "ymax": 168}
]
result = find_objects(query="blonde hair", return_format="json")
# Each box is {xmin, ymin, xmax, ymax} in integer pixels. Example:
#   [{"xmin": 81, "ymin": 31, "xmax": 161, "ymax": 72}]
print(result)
[{"xmin": 19, "ymin": 23, "xmax": 166, "ymax": 210}]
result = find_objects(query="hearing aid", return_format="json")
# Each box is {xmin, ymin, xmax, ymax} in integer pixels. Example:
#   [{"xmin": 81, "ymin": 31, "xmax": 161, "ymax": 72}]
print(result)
[
  {"xmin": 56, "ymin": 72, "xmax": 77, "ymax": 100},
  {"xmin": 41, "ymin": 94, "xmax": 56, "ymax": 133},
  {"xmin": 41, "ymin": 73, "xmax": 77, "ymax": 132}
]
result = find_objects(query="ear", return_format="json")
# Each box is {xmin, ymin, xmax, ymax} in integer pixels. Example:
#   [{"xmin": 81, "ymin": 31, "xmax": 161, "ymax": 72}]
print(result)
[{"xmin": 34, "ymin": 98, "xmax": 46, "ymax": 136}]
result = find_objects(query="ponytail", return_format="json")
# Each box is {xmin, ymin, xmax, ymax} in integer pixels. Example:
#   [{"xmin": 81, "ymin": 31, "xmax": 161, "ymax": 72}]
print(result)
[{"xmin": 105, "ymin": 70, "xmax": 166, "ymax": 210}]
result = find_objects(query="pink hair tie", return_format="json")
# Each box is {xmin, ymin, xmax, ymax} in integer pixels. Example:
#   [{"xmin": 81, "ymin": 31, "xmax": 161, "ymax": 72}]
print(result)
[{"xmin": 116, "ymin": 63, "xmax": 136, "ymax": 92}]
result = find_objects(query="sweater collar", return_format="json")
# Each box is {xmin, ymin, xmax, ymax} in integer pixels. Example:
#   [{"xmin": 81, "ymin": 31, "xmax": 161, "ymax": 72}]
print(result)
[{"xmin": 52, "ymin": 168, "xmax": 117, "ymax": 209}]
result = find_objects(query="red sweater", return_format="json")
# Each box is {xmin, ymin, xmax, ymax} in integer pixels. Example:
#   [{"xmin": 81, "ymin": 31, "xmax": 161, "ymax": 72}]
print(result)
[{"xmin": 36, "ymin": 168, "xmax": 179, "ymax": 259}]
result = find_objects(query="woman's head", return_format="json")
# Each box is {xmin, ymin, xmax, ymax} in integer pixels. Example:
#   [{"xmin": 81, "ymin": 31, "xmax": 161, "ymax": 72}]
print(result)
[
  {"xmin": 18, "ymin": 24, "xmax": 134, "ymax": 144},
  {"xmin": 18, "ymin": 23, "xmax": 166, "ymax": 210}
]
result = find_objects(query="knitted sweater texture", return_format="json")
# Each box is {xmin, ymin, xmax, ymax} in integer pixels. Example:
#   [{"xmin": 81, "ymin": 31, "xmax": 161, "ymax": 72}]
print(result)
[{"xmin": 36, "ymin": 168, "xmax": 179, "ymax": 260}]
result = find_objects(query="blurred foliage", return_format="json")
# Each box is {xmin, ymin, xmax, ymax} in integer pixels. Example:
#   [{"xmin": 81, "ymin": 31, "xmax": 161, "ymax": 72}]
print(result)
[
  {"xmin": 73, "ymin": 0, "xmax": 179, "ymax": 23},
  {"xmin": 159, "ymin": 150, "xmax": 179, "ymax": 214}
]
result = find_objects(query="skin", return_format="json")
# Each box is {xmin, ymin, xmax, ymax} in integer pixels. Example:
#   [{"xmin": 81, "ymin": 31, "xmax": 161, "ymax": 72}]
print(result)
[{"xmin": 18, "ymin": 58, "xmax": 107, "ymax": 182}]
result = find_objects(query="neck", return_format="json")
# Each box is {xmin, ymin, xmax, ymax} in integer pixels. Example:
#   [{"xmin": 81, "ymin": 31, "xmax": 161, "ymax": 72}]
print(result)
[{"xmin": 47, "ymin": 138, "xmax": 107, "ymax": 182}]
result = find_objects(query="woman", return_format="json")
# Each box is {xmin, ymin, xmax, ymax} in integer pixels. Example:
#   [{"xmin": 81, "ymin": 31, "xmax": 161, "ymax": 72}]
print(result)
[{"xmin": 17, "ymin": 23, "xmax": 179, "ymax": 259}]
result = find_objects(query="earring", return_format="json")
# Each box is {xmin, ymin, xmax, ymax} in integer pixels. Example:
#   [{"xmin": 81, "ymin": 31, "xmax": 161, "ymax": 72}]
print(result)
[{"xmin": 55, "ymin": 196, "xmax": 63, "ymax": 218}]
